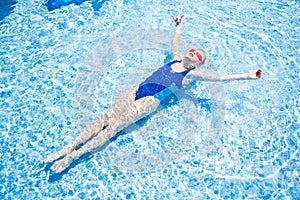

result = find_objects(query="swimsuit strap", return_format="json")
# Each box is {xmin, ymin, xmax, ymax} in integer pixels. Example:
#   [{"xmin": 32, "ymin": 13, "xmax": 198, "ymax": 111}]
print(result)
[
  {"xmin": 168, "ymin": 60, "xmax": 182, "ymax": 65},
  {"xmin": 165, "ymin": 60, "xmax": 182, "ymax": 69},
  {"xmin": 167, "ymin": 59, "xmax": 191, "ymax": 74}
]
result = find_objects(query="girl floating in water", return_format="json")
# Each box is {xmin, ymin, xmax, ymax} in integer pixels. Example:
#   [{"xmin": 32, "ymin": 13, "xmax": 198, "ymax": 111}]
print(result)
[{"xmin": 45, "ymin": 13, "xmax": 262, "ymax": 173}]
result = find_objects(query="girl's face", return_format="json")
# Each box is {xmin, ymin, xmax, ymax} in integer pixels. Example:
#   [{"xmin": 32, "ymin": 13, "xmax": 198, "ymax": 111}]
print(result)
[
  {"xmin": 184, "ymin": 49, "xmax": 205, "ymax": 68},
  {"xmin": 184, "ymin": 49, "xmax": 205, "ymax": 66}
]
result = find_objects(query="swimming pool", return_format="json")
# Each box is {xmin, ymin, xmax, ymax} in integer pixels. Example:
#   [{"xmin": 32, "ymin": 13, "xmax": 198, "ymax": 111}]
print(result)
[{"xmin": 1, "ymin": 0, "xmax": 299, "ymax": 199}]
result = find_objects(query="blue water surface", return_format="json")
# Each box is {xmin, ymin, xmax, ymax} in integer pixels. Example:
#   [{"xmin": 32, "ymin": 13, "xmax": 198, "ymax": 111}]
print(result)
[
  {"xmin": 0, "ymin": 0, "xmax": 17, "ymax": 21},
  {"xmin": 0, "ymin": 0, "xmax": 299, "ymax": 199},
  {"xmin": 45, "ymin": 0, "xmax": 108, "ymax": 11}
]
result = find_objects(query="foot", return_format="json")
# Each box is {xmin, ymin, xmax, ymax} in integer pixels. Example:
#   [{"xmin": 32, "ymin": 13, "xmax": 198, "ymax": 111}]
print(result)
[
  {"xmin": 51, "ymin": 155, "xmax": 73, "ymax": 173},
  {"xmin": 44, "ymin": 144, "xmax": 75, "ymax": 164}
]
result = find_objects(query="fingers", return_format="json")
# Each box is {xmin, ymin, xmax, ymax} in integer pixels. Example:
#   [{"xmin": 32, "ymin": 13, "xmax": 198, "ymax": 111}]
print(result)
[
  {"xmin": 256, "ymin": 69, "xmax": 262, "ymax": 78},
  {"xmin": 248, "ymin": 69, "xmax": 262, "ymax": 79},
  {"xmin": 177, "ymin": 12, "xmax": 184, "ymax": 18},
  {"xmin": 172, "ymin": 12, "xmax": 184, "ymax": 26},
  {"xmin": 177, "ymin": 12, "xmax": 184, "ymax": 20},
  {"xmin": 172, "ymin": 12, "xmax": 184, "ymax": 21}
]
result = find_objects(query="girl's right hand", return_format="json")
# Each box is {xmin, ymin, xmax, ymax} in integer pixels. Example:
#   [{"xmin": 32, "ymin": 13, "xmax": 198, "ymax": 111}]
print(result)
[{"xmin": 172, "ymin": 12, "xmax": 184, "ymax": 26}]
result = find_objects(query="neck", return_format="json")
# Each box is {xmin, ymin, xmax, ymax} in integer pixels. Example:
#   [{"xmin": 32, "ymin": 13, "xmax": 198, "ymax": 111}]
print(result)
[{"xmin": 183, "ymin": 60, "xmax": 197, "ymax": 70}]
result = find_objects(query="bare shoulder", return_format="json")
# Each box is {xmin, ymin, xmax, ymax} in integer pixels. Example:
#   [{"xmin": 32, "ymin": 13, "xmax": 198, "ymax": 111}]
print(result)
[
  {"xmin": 185, "ymin": 70, "xmax": 204, "ymax": 79},
  {"xmin": 172, "ymin": 53, "xmax": 182, "ymax": 61}
]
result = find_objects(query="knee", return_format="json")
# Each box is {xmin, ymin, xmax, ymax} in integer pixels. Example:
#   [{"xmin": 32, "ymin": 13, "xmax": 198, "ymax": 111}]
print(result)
[{"xmin": 101, "ymin": 114, "xmax": 109, "ymax": 127}]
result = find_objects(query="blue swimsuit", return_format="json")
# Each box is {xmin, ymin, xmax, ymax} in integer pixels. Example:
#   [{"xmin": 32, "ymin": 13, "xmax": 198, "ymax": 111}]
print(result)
[{"xmin": 135, "ymin": 60, "xmax": 191, "ymax": 101}]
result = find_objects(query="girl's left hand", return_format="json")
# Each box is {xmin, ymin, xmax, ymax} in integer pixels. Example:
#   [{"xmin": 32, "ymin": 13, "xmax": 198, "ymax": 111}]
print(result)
[{"xmin": 248, "ymin": 69, "xmax": 262, "ymax": 79}]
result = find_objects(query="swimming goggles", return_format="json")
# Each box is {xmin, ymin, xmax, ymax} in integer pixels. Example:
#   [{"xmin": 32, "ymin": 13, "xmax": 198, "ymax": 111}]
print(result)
[{"xmin": 189, "ymin": 49, "xmax": 203, "ymax": 65}]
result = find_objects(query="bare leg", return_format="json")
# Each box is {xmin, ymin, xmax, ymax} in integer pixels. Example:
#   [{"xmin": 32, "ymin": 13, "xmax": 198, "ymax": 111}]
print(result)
[
  {"xmin": 51, "ymin": 96, "xmax": 160, "ymax": 173},
  {"xmin": 44, "ymin": 115, "xmax": 109, "ymax": 163},
  {"xmin": 44, "ymin": 86, "xmax": 138, "ymax": 163},
  {"xmin": 44, "ymin": 86, "xmax": 138, "ymax": 164}
]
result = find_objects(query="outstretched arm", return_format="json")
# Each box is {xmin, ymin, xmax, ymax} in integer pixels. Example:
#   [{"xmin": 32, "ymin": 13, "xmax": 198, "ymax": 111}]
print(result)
[
  {"xmin": 188, "ymin": 69, "xmax": 262, "ymax": 81},
  {"xmin": 172, "ymin": 12, "xmax": 184, "ymax": 60}
]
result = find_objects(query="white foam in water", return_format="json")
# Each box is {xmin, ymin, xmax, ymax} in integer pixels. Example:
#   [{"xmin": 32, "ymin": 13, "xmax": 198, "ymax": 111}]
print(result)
[{"xmin": 0, "ymin": 0, "xmax": 299, "ymax": 199}]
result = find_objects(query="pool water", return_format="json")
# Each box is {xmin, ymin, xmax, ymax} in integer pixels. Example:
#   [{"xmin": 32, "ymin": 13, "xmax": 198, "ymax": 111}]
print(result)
[{"xmin": 1, "ymin": 0, "xmax": 299, "ymax": 199}]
